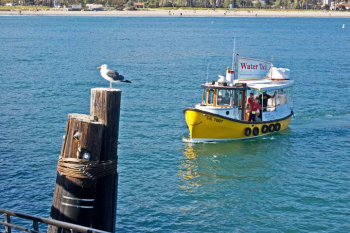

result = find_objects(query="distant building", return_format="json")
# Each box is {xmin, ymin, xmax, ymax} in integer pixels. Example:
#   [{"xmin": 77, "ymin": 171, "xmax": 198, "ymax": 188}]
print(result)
[
  {"xmin": 332, "ymin": 3, "xmax": 350, "ymax": 10},
  {"xmin": 259, "ymin": 0, "xmax": 266, "ymax": 5},
  {"xmin": 69, "ymin": 4, "xmax": 82, "ymax": 11},
  {"xmin": 322, "ymin": 0, "xmax": 332, "ymax": 6},
  {"xmin": 134, "ymin": 2, "xmax": 145, "ymax": 8},
  {"xmin": 86, "ymin": 4, "xmax": 104, "ymax": 11}
]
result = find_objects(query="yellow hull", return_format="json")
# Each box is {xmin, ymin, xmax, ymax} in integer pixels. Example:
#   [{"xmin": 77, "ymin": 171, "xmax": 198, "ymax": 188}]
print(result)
[{"xmin": 184, "ymin": 108, "xmax": 292, "ymax": 141}]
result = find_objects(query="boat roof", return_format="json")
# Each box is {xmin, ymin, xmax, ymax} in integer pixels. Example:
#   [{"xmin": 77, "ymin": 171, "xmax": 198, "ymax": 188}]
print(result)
[
  {"xmin": 240, "ymin": 79, "xmax": 294, "ymax": 91},
  {"xmin": 201, "ymin": 79, "xmax": 293, "ymax": 91},
  {"xmin": 201, "ymin": 82, "xmax": 249, "ymax": 90}
]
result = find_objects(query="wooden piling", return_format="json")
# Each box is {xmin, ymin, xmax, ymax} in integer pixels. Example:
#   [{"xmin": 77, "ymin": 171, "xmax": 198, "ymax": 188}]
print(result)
[
  {"xmin": 49, "ymin": 88, "xmax": 121, "ymax": 233},
  {"xmin": 49, "ymin": 114, "xmax": 104, "ymax": 233},
  {"xmin": 90, "ymin": 88, "xmax": 121, "ymax": 232}
]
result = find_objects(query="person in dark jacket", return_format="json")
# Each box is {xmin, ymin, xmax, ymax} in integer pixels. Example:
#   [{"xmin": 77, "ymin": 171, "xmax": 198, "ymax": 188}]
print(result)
[{"xmin": 259, "ymin": 91, "xmax": 275, "ymax": 111}]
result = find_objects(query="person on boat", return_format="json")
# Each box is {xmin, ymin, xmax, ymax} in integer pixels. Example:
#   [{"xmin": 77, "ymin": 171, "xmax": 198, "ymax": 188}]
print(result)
[
  {"xmin": 259, "ymin": 91, "xmax": 275, "ymax": 111},
  {"xmin": 217, "ymin": 91, "xmax": 230, "ymax": 105},
  {"xmin": 222, "ymin": 92, "xmax": 231, "ymax": 105},
  {"xmin": 247, "ymin": 93, "xmax": 254, "ymax": 109},
  {"xmin": 248, "ymin": 98, "xmax": 261, "ymax": 122}
]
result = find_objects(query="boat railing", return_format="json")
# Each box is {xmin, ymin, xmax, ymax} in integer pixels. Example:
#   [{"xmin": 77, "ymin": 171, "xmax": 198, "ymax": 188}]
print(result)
[{"xmin": 0, "ymin": 209, "xmax": 110, "ymax": 233}]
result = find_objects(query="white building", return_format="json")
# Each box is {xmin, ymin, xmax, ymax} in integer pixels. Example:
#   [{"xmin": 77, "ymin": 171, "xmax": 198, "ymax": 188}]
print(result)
[
  {"xmin": 86, "ymin": 4, "xmax": 104, "ymax": 10},
  {"xmin": 323, "ymin": 0, "xmax": 332, "ymax": 6}
]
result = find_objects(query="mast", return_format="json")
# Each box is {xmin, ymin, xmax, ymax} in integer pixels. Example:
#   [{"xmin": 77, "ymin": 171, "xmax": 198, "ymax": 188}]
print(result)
[
  {"xmin": 231, "ymin": 37, "xmax": 236, "ymax": 70},
  {"xmin": 233, "ymin": 53, "xmax": 238, "ymax": 81}
]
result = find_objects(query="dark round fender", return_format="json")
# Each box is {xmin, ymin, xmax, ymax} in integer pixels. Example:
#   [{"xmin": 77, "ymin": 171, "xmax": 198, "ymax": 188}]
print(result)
[
  {"xmin": 269, "ymin": 124, "xmax": 275, "ymax": 132},
  {"xmin": 275, "ymin": 123, "xmax": 281, "ymax": 132},
  {"xmin": 253, "ymin": 127, "xmax": 259, "ymax": 136},
  {"xmin": 244, "ymin": 127, "xmax": 251, "ymax": 137},
  {"xmin": 261, "ymin": 125, "xmax": 268, "ymax": 134}
]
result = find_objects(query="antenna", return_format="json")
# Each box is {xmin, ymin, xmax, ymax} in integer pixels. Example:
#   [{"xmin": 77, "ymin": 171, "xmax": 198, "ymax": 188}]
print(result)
[
  {"xmin": 206, "ymin": 63, "xmax": 210, "ymax": 83},
  {"xmin": 271, "ymin": 54, "xmax": 274, "ymax": 66},
  {"xmin": 231, "ymin": 37, "xmax": 236, "ymax": 70}
]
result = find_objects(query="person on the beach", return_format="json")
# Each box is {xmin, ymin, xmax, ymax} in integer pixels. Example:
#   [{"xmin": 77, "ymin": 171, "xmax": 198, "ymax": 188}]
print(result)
[{"xmin": 249, "ymin": 98, "xmax": 261, "ymax": 122}]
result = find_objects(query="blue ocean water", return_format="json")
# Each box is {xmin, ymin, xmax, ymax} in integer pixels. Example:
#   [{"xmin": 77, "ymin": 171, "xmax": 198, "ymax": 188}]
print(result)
[{"xmin": 0, "ymin": 16, "xmax": 350, "ymax": 232}]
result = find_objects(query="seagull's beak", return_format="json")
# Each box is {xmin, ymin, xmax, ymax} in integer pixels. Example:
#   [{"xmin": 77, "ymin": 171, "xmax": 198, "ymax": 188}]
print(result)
[{"xmin": 97, "ymin": 66, "xmax": 101, "ymax": 70}]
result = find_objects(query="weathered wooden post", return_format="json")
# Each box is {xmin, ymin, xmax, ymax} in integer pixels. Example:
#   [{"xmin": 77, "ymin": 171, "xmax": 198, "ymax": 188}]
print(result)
[
  {"xmin": 90, "ymin": 88, "xmax": 121, "ymax": 232},
  {"xmin": 49, "ymin": 88, "xmax": 121, "ymax": 233},
  {"xmin": 49, "ymin": 114, "xmax": 105, "ymax": 232}
]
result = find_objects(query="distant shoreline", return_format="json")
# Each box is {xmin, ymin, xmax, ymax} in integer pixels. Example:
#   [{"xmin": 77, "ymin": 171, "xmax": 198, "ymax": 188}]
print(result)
[{"xmin": 1, "ymin": 9, "xmax": 350, "ymax": 18}]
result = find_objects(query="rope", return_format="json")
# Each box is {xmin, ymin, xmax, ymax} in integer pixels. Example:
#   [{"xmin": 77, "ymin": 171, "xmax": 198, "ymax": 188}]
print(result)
[{"xmin": 57, "ymin": 157, "xmax": 117, "ymax": 179}]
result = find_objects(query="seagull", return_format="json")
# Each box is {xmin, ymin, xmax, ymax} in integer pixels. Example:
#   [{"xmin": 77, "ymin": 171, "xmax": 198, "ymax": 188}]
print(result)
[{"xmin": 98, "ymin": 64, "xmax": 131, "ymax": 88}]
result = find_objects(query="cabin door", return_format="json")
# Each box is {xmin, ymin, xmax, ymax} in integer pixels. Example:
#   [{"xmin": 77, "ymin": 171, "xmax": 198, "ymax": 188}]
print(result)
[{"xmin": 234, "ymin": 90, "xmax": 246, "ymax": 120}]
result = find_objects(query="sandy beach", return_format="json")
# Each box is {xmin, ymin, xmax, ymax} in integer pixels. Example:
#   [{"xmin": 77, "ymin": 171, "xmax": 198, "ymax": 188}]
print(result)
[{"xmin": 1, "ymin": 9, "xmax": 350, "ymax": 18}]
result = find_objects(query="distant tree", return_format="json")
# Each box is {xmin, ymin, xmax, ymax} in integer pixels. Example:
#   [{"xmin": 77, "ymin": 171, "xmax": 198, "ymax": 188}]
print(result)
[
  {"xmin": 253, "ymin": 0, "xmax": 261, "ymax": 8},
  {"xmin": 223, "ymin": 0, "xmax": 230, "ymax": 7},
  {"xmin": 274, "ymin": 0, "xmax": 282, "ymax": 8},
  {"xmin": 293, "ymin": 0, "xmax": 299, "ymax": 8},
  {"xmin": 235, "ymin": 0, "xmax": 243, "ymax": 7},
  {"xmin": 108, "ymin": 0, "xmax": 124, "ymax": 7},
  {"xmin": 211, "ymin": 0, "xmax": 216, "ymax": 9}
]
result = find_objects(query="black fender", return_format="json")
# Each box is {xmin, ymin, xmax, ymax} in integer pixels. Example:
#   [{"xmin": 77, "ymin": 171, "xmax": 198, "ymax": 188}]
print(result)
[
  {"xmin": 244, "ymin": 127, "xmax": 251, "ymax": 137},
  {"xmin": 253, "ymin": 127, "xmax": 259, "ymax": 136},
  {"xmin": 261, "ymin": 125, "xmax": 268, "ymax": 134}
]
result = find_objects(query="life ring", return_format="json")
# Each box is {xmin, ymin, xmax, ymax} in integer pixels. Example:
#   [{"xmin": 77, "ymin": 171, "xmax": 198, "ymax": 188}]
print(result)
[
  {"xmin": 269, "ymin": 124, "xmax": 275, "ymax": 132},
  {"xmin": 253, "ymin": 127, "xmax": 259, "ymax": 136},
  {"xmin": 275, "ymin": 123, "xmax": 281, "ymax": 131},
  {"xmin": 244, "ymin": 127, "xmax": 251, "ymax": 137},
  {"xmin": 261, "ymin": 125, "xmax": 268, "ymax": 134}
]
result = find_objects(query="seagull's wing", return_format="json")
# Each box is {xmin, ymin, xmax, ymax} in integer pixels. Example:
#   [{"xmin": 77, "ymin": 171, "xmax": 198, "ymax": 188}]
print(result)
[
  {"xmin": 107, "ymin": 70, "xmax": 125, "ymax": 81},
  {"xmin": 106, "ymin": 70, "xmax": 117, "ymax": 79}
]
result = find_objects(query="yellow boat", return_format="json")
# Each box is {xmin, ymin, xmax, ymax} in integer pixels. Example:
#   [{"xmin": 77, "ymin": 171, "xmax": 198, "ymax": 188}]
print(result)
[{"xmin": 184, "ymin": 57, "xmax": 294, "ymax": 142}]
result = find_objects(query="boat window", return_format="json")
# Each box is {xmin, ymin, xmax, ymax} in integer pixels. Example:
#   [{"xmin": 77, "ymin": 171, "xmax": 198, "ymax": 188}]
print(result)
[
  {"xmin": 238, "ymin": 91, "xmax": 243, "ymax": 108},
  {"xmin": 262, "ymin": 91, "xmax": 276, "ymax": 108},
  {"xmin": 246, "ymin": 90, "xmax": 256, "ymax": 108},
  {"xmin": 276, "ymin": 89, "xmax": 287, "ymax": 106},
  {"xmin": 233, "ymin": 91, "xmax": 243, "ymax": 108},
  {"xmin": 233, "ymin": 91, "xmax": 239, "ymax": 107},
  {"xmin": 208, "ymin": 89, "xmax": 215, "ymax": 105},
  {"xmin": 217, "ymin": 89, "xmax": 232, "ymax": 106},
  {"xmin": 201, "ymin": 89, "xmax": 206, "ymax": 105}
]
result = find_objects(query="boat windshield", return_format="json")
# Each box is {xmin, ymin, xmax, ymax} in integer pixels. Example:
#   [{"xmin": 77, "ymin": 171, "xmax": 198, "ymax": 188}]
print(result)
[
  {"xmin": 217, "ymin": 89, "xmax": 232, "ymax": 106},
  {"xmin": 208, "ymin": 89, "xmax": 215, "ymax": 105},
  {"xmin": 201, "ymin": 89, "xmax": 206, "ymax": 105}
]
